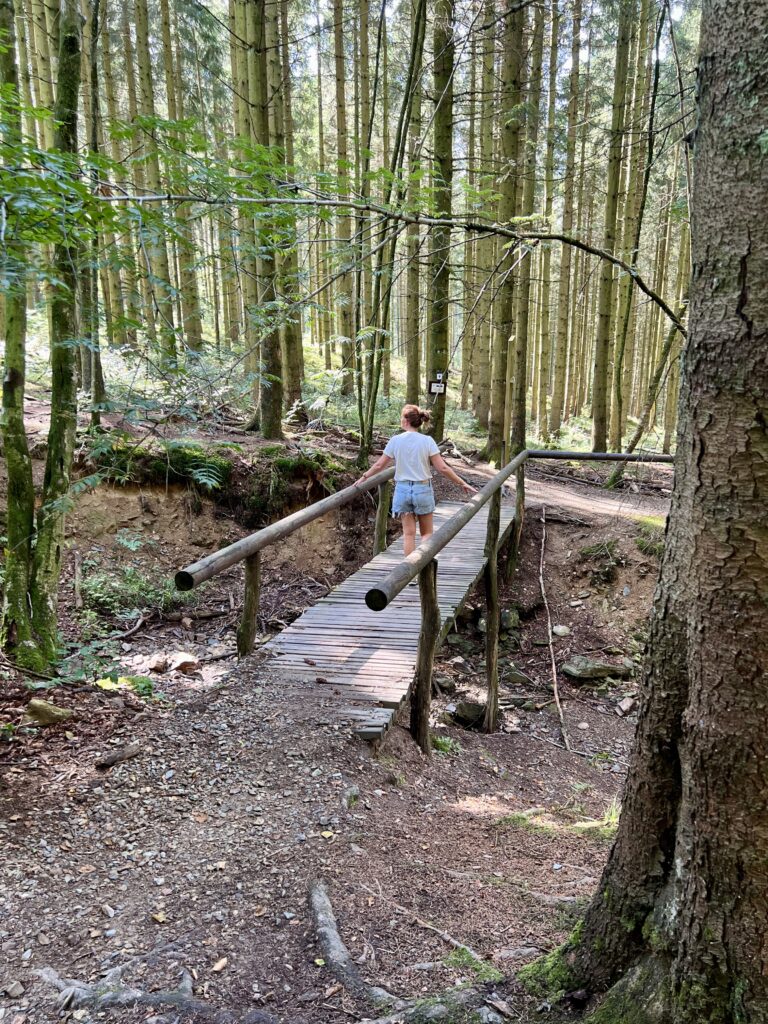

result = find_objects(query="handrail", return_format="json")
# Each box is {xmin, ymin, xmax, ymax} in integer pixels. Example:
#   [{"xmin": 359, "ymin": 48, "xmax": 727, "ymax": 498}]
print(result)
[
  {"xmin": 364, "ymin": 448, "xmax": 674, "ymax": 611},
  {"xmin": 364, "ymin": 450, "xmax": 529, "ymax": 611},
  {"xmin": 174, "ymin": 465, "xmax": 395, "ymax": 591}
]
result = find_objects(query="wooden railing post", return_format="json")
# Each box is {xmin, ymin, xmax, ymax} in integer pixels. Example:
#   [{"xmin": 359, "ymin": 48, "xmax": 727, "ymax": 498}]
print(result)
[
  {"xmin": 410, "ymin": 559, "xmax": 439, "ymax": 754},
  {"xmin": 483, "ymin": 489, "xmax": 501, "ymax": 733},
  {"xmin": 373, "ymin": 481, "xmax": 392, "ymax": 556},
  {"xmin": 236, "ymin": 551, "xmax": 261, "ymax": 657}
]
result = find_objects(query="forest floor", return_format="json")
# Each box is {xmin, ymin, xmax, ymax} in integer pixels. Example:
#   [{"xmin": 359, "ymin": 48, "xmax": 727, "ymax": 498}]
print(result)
[{"xmin": 0, "ymin": 416, "xmax": 672, "ymax": 1024}]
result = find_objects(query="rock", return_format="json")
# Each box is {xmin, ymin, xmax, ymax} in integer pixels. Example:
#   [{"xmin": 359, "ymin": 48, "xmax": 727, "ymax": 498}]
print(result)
[
  {"xmin": 576, "ymin": 722, "xmax": 589, "ymax": 731},
  {"xmin": 4, "ymin": 981, "xmax": 24, "ymax": 998},
  {"xmin": 168, "ymin": 651, "xmax": 200, "ymax": 674},
  {"xmin": 569, "ymin": 599, "xmax": 583, "ymax": 608},
  {"xmin": 451, "ymin": 700, "xmax": 486, "ymax": 728},
  {"xmin": 147, "ymin": 652, "xmax": 169, "ymax": 673},
  {"xmin": 562, "ymin": 656, "xmax": 632, "ymax": 681},
  {"xmin": 504, "ymin": 666, "xmax": 533, "ymax": 686},
  {"xmin": 23, "ymin": 699, "xmax": 73, "ymax": 727},
  {"xmin": 476, "ymin": 617, "xmax": 487, "ymax": 634},
  {"xmin": 341, "ymin": 786, "xmax": 359, "ymax": 809},
  {"xmin": 495, "ymin": 946, "xmax": 543, "ymax": 962},
  {"xmin": 500, "ymin": 608, "xmax": 520, "ymax": 632},
  {"xmin": 552, "ymin": 625, "xmax": 571, "ymax": 637},
  {"xmin": 434, "ymin": 674, "xmax": 457, "ymax": 695},
  {"xmin": 616, "ymin": 697, "xmax": 637, "ymax": 717},
  {"xmin": 446, "ymin": 633, "xmax": 465, "ymax": 647},
  {"xmin": 448, "ymin": 656, "xmax": 472, "ymax": 675}
]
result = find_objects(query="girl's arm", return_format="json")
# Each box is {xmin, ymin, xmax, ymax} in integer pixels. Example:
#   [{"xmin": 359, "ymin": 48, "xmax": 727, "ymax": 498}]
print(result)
[
  {"xmin": 354, "ymin": 454, "xmax": 394, "ymax": 488},
  {"xmin": 430, "ymin": 454, "xmax": 478, "ymax": 495}
]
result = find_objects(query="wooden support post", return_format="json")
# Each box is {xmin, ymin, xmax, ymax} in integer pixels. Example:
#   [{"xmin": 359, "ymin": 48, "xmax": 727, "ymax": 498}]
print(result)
[
  {"xmin": 506, "ymin": 463, "xmax": 526, "ymax": 581},
  {"xmin": 483, "ymin": 489, "xmax": 501, "ymax": 733},
  {"xmin": 236, "ymin": 551, "xmax": 261, "ymax": 658},
  {"xmin": 373, "ymin": 481, "xmax": 392, "ymax": 556},
  {"xmin": 410, "ymin": 559, "xmax": 439, "ymax": 754}
]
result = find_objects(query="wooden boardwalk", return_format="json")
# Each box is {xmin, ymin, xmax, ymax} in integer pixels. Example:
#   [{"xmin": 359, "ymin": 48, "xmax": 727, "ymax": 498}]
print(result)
[{"xmin": 265, "ymin": 500, "xmax": 516, "ymax": 741}]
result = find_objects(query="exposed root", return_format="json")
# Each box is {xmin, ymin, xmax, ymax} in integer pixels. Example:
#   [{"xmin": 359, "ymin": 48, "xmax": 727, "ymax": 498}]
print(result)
[
  {"xmin": 308, "ymin": 879, "xmax": 399, "ymax": 1009},
  {"xmin": 358, "ymin": 986, "xmax": 507, "ymax": 1023},
  {"xmin": 35, "ymin": 966, "xmax": 275, "ymax": 1023}
]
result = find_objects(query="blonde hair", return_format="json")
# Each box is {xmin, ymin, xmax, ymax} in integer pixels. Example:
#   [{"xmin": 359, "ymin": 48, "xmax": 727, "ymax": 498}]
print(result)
[{"xmin": 401, "ymin": 404, "xmax": 432, "ymax": 429}]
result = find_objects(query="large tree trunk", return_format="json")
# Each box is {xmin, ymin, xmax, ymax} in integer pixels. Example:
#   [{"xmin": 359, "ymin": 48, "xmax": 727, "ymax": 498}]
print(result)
[
  {"xmin": 0, "ymin": 0, "xmax": 37, "ymax": 665},
  {"xmin": 520, "ymin": 1, "xmax": 768, "ymax": 1018},
  {"xmin": 28, "ymin": 0, "xmax": 82, "ymax": 667}
]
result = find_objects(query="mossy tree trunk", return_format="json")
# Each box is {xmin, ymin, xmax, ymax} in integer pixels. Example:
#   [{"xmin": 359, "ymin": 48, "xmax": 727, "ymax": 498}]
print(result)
[
  {"xmin": 27, "ymin": 0, "xmax": 82, "ymax": 668},
  {"xmin": 522, "ymin": 4, "xmax": 768, "ymax": 1018},
  {"xmin": 0, "ymin": 0, "xmax": 38, "ymax": 665}
]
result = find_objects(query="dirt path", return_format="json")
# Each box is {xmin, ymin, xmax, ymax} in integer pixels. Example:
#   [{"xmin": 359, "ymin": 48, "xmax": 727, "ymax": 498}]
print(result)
[{"xmin": 0, "ymin": 477, "xmax": 666, "ymax": 1023}]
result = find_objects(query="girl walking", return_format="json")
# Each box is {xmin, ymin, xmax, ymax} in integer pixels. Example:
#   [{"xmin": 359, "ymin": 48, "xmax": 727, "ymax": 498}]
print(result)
[{"xmin": 355, "ymin": 404, "xmax": 477, "ymax": 555}]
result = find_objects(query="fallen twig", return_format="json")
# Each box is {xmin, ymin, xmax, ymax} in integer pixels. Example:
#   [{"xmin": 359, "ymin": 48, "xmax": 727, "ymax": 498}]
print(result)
[
  {"xmin": 539, "ymin": 508, "xmax": 570, "ymax": 751},
  {"xmin": 95, "ymin": 741, "xmax": 143, "ymax": 770},
  {"xmin": 360, "ymin": 882, "xmax": 485, "ymax": 966}
]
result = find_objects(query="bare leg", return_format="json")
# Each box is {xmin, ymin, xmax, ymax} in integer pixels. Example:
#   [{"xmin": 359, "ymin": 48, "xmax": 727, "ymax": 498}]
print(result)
[
  {"xmin": 417, "ymin": 513, "xmax": 434, "ymax": 548},
  {"xmin": 402, "ymin": 514, "xmax": 418, "ymax": 556}
]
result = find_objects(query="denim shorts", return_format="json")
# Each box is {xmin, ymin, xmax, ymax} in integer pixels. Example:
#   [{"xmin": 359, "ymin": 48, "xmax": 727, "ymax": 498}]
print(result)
[{"xmin": 392, "ymin": 480, "xmax": 436, "ymax": 516}]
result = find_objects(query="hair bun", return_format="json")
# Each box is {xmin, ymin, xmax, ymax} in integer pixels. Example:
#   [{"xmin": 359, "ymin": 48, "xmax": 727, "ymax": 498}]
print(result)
[{"xmin": 418, "ymin": 407, "xmax": 432, "ymax": 426}]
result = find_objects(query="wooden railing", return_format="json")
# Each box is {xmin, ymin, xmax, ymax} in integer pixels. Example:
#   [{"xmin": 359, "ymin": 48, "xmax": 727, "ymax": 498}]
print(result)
[
  {"xmin": 363, "ymin": 449, "xmax": 674, "ymax": 751},
  {"xmin": 174, "ymin": 465, "xmax": 395, "ymax": 656},
  {"xmin": 174, "ymin": 447, "xmax": 672, "ymax": 670}
]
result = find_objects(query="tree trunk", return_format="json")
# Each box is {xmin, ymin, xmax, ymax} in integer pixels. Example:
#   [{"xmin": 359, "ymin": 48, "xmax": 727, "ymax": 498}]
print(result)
[
  {"xmin": 427, "ymin": 0, "xmax": 453, "ymax": 442},
  {"xmin": 404, "ymin": 0, "xmax": 422, "ymax": 406},
  {"xmin": 521, "ymin": 5, "xmax": 768, "ymax": 1018},
  {"xmin": 0, "ymin": 0, "xmax": 37, "ymax": 665},
  {"xmin": 332, "ymin": 0, "xmax": 355, "ymax": 397},
  {"xmin": 134, "ymin": 0, "xmax": 176, "ymax": 362},
  {"xmin": 548, "ymin": 0, "xmax": 581, "ymax": 436},
  {"xmin": 536, "ymin": 0, "xmax": 559, "ymax": 441},
  {"xmin": 590, "ymin": 0, "xmax": 634, "ymax": 450},
  {"xmin": 487, "ymin": 0, "xmax": 524, "ymax": 463},
  {"xmin": 28, "ymin": 0, "xmax": 81, "ymax": 668}
]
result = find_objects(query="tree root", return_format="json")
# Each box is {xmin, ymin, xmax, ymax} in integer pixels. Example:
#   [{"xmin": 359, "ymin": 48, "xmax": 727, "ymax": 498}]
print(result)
[
  {"xmin": 358, "ymin": 986, "xmax": 507, "ymax": 1024},
  {"xmin": 35, "ymin": 965, "xmax": 276, "ymax": 1023},
  {"xmin": 308, "ymin": 878, "xmax": 400, "ymax": 1009}
]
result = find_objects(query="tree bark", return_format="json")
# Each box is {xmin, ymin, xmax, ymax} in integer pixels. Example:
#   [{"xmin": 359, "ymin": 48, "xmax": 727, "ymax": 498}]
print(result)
[
  {"xmin": 521, "ymin": 4, "xmax": 768, "ymax": 1018},
  {"xmin": 27, "ymin": 0, "xmax": 81, "ymax": 667},
  {"xmin": 427, "ymin": 0, "xmax": 454, "ymax": 442},
  {"xmin": 0, "ymin": 0, "xmax": 37, "ymax": 664},
  {"xmin": 590, "ymin": 0, "xmax": 634, "ymax": 450}
]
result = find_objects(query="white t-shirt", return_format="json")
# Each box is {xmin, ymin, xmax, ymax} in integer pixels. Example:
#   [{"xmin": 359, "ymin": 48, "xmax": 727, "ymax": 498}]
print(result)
[{"xmin": 384, "ymin": 431, "xmax": 440, "ymax": 481}]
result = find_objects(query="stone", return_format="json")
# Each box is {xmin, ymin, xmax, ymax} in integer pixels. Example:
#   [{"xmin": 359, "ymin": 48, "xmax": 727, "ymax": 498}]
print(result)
[
  {"xmin": 23, "ymin": 699, "xmax": 73, "ymax": 727},
  {"xmin": 504, "ymin": 666, "xmax": 534, "ymax": 686},
  {"xmin": 4, "ymin": 981, "xmax": 24, "ymax": 998},
  {"xmin": 168, "ymin": 652, "xmax": 200, "ymax": 674},
  {"xmin": 616, "ymin": 697, "xmax": 637, "ymax": 717},
  {"xmin": 495, "ymin": 946, "xmax": 543, "ymax": 961},
  {"xmin": 476, "ymin": 617, "xmax": 488, "ymax": 634},
  {"xmin": 448, "ymin": 656, "xmax": 472, "ymax": 675},
  {"xmin": 552, "ymin": 625, "xmax": 571, "ymax": 637},
  {"xmin": 569, "ymin": 599, "xmax": 583, "ymax": 608},
  {"xmin": 500, "ymin": 608, "xmax": 520, "ymax": 632},
  {"xmin": 562, "ymin": 656, "xmax": 632, "ymax": 681},
  {"xmin": 577, "ymin": 722, "xmax": 589, "ymax": 730},
  {"xmin": 147, "ymin": 652, "xmax": 169, "ymax": 673},
  {"xmin": 451, "ymin": 700, "xmax": 486, "ymax": 728}
]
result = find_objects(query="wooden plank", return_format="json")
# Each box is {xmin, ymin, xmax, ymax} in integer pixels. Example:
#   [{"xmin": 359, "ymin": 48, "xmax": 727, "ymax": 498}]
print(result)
[{"xmin": 263, "ymin": 500, "xmax": 515, "ymax": 740}]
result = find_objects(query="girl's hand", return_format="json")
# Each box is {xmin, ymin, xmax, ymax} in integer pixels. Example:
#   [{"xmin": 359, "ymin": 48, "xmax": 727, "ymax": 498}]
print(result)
[{"xmin": 462, "ymin": 481, "xmax": 478, "ymax": 495}]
